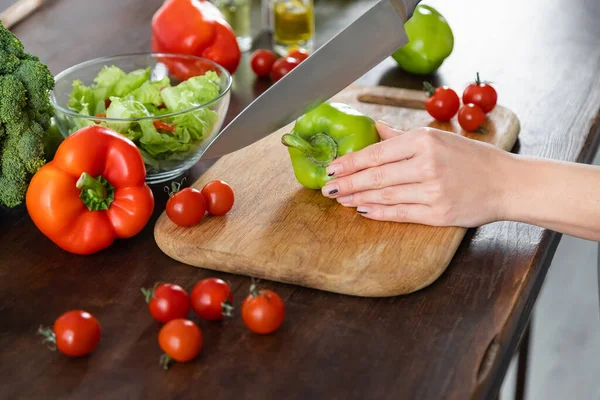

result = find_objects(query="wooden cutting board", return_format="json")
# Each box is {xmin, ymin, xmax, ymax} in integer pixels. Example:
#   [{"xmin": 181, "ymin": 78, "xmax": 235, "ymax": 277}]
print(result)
[{"xmin": 154, "ymin": 85, "xmax": 520, "ymax": 297}]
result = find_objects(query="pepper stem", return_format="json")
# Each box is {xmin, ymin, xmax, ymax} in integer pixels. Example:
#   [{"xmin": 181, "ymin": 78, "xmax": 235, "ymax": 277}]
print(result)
[
  {"xmin": 281, "ymin": 133, "xmax": 338, "ymax": 167},
  {"xmin": 76, "ymin": 172, "xmax": 115, "ymax": 211}
]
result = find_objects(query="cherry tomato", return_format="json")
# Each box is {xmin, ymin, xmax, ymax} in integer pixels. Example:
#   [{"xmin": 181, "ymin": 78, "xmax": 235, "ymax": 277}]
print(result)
[
  {"xmin": 142, "ymin": 283, "xmax": 191, "ymax": 323},
  {"xmin": 158, "ymin": 319, "xmax": 202, "ymax": 369},
  {"xmin": 166, "ymin": 187, "xmax": 206, "ymax": 227},
  {"xmin": 201, "ymin": 180, "xmax": 234, "ymax": 216},
  {"xmin": 270, "ymin": 57, "xmax": 300, "ymax": 82},
  {"xmin": 287, "ymin": 48, "xmax": 309, "ymax": 62},
  {"xmin": 423, "ymin": 82, "xmax": 460, "ymax": 122},
  {"xmin": 38, "ymin": 310, "xmax": 101, "ymax": 357},
  {"xmin": 191, "ymin": 278, "xmax": 234, "ymax": 321},
  {"xmin": 458, "ymin": 103, "xmax": 486, "ymax": 132},
  {"xmin": 241, "ymin": 283, "xmax": 285, "ymax": 334},
  {"xmin": 250, "ymin": 49, "xmax": 277, "ymax": 77},
  {"xmin": 462, "ymin": 73, "xmax": 497, "ymax": 113},
  {"xmin": 153, "ymin": 120, "xmax": 176, "ymax": 133}
]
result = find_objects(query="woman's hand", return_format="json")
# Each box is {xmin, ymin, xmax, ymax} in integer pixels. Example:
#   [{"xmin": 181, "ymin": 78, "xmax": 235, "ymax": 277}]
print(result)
[{"xmin": 321, "ymin": 122, "xmax": 515, "ymax": 227}]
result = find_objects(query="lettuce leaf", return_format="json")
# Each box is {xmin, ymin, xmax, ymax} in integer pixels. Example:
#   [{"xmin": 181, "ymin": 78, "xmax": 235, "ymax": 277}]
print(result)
[
  {"xmin": 160, "ymin": 71, "xmax": 220, "ymax": 112},
  {"xmin": 105, "ymin": 97, "xmax": 149, "ymax": 133},
  {"xmin": 128, "ymin": 76, "xmax": 170, "ymax": 106}
]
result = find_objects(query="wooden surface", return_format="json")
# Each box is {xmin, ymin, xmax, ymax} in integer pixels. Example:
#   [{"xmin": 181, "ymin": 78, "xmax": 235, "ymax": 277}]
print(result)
[
  {"xmin": 155, "ymin": 85, "xmax": 520, "ymax": 297},
  {"xmin": 1, "ymin": 0, "xmax": 600, "ymax": 399}
]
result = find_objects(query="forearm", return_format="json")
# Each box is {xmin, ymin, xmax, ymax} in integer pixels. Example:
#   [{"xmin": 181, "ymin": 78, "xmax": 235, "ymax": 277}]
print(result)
[{"xmin": 500, "ymin": 154, "xmax": 600, "ymax": 241}]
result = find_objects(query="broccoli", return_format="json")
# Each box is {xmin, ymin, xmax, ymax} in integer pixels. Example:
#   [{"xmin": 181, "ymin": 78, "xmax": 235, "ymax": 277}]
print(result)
[{"xmin": 0, "ymin": 21, "xmax": 55, "ymax": 208}]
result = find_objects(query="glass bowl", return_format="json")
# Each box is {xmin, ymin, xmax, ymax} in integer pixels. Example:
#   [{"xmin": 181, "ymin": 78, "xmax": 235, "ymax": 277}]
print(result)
[{"xmin": 50, "ymin": 53, "xmax": 232, "ymax": 184}]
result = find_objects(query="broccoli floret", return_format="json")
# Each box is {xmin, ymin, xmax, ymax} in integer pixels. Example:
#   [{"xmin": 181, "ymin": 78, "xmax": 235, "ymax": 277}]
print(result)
[{"xmin": 0, "ymin": 21, "xmax": 55, "ymax": 208}]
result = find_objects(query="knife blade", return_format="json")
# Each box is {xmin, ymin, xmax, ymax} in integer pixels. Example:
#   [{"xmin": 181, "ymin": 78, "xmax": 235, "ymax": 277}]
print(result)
[{"xmin": 201, "ymin": 0, "xmax": 411, "ymax": 160}]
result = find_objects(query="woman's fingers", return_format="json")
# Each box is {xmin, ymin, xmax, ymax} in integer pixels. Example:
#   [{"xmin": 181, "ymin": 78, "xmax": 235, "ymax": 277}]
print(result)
[
  {"xmin": 325, "ymin": 128, "xmax": 415, "ymax": 178},
  {"xmin": 376, "ymin": 120, "xmax": 404, "ymax": 140},
  {"xmin": 336, "ymin": 184, "xmax": 426, "ymax": 206},
  {"xmin": 356, "ymin": 204, "xmax": 433, "ymax": 224},
  {"xmin": 322, "ymin": 157, "xmax": 423, "ymax": 197}
]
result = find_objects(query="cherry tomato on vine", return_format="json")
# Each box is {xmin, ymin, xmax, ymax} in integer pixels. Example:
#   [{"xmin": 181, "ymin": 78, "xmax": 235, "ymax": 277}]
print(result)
[
  {"xmin": 270, "ymin": 57, "xmax": 301, "ymax": 82},
  {"xmin": 166, "ymin": 184, "xmax": 206, "ymax": 227},
  {"xmin": 201, "ymin": 180, "xmax": 234, "ymax": 216},
  {"xmin": 241, "ymin": 282, "xmax": 285, "ymax": 334},
  {"xmin": 250, "ymin": 49, "xmax": 277, "ymax": 77},
  {"xmin": 38, "ymin": 310, "xmax": 101, "ymax": 357},
  {"xmin": 158, "ymin": 319, "xmax": 202, "ymax": 369},
  {"xmin": 191, "ymin": 278, "xmax": 234, "ymax": 321},
  {"xmin": 423, "ymin": 82, "xmax": 460, "ymax": 122},
  {"xmin": 458, "ymin": 103, "xmax": 486, "ymax": 132},
  {"xmin": 462, "ymin": 73, "xmax": 497, "ymax": 113},
  {"xmin": 287, "ymin": 48, "xmax": 309, "ymax": 62},
  {"xmin": 141, "ymin": 283, "xmax": 191, "ymax": 323}
]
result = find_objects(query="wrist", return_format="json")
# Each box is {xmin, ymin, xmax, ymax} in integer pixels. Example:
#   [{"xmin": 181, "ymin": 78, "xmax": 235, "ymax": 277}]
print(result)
[{"xmin": 492, "ymin": 151, "xmax": 531, "ymax": 223}]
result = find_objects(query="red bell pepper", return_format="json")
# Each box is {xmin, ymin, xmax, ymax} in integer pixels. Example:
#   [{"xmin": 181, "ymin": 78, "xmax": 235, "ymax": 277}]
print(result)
[
  {"xmin": 151, "ymin": 0, "xmax": 241, "ymax": 76},
  {"xmin": 26, "ymin": 126, "xmax": 155, "ymax": 255}
]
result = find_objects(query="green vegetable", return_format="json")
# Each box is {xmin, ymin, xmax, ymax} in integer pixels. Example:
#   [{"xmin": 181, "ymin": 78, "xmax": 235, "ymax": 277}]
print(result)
[
  {"xmin": 0, "ymin": 22, "xmax": 55, "ymax": 208},
  {"xmin": 281, "ymin": 102, "xmax": 380, "ymax": 189},
  {"xmin": 67, "ymin": 67, "xmax": 221, "ymax": 164},
  {"xmin": 391, "ymin": 5, "xmax": 454, "ymax": 75}
]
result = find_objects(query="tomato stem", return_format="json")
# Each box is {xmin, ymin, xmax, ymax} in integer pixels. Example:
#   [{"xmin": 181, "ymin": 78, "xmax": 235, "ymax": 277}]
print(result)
[
  {"xmin": 163, "ymin": 177, "xmax": 186, "ymax": 197},
  {"xmin": 221, "ymin": 300, "xmax": 234, "ymax": 317},
  {"xmin": 159, "ymin": 354, "xmax": 174, "ymax": 370},
  {"xmin": 37, "ymin": 326, "xmax": 57, "ymax": 351},
  {"xmin": 76, "ymin": 173, "xmax": 115, "ymax": 211},
  {"xmin": 141, "ymin": 283, "xmax": 159, "ymax": 304},
  {"xmin": 423, "ymin": 81, "xmax": 436, "ymax": 97},
  {"xmin": 281, "ymin": 133, "xmax": 337, "ymax": 167}
]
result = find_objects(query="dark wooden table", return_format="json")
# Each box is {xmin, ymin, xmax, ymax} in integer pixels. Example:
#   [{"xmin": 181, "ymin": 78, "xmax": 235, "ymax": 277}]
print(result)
[{"xmin": 2, "ymin": 0, "xmax": 600, "ymax": 399}]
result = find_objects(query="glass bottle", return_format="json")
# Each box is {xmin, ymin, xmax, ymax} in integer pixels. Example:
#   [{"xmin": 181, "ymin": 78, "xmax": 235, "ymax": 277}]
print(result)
[
  {"xmin": 212, "ymin": 0, "xmax": 253, "ymax": 52},
  {"xmin": 272, "ymin": 0, "xmax": 315, "ymax": 56}
]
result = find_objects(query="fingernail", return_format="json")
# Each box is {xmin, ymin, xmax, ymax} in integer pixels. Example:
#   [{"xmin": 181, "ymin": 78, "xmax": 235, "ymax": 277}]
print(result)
[
  {"xmin": 326, "ymin": 164, "xmax": 343, "ymax": 176},
  {"xmin": 337, "ymin": 195, "xmax": 352, "ymax": 203},
  {"xmin": 357, "ymin": 206, "xmax": 371, "ymax": 214},
  {"xmin": 377, "ymin": 119, "xmax": 392, "ymax": 127},
  {"xmin": 322, "ymin": 184, "xmax": 339, "ymax": 196}
]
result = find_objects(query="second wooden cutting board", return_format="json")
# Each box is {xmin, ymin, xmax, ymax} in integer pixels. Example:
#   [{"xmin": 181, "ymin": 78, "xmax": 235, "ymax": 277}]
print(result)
[{"xmin": 154, "ymin": 85, "xmax": 520, "ymax": 297}]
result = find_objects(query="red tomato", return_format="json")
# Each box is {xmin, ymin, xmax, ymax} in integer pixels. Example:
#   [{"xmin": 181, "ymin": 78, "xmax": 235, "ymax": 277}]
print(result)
[
  {"xmin": 250, "ymin": 49, "xmax": 277, "ymax": 77},
  {"xmin": 201, "ymin": 180, "xmax": 234, "ymax": 216},
  {"xmin": 424, "ymin": 83, "xmax": 460, "ymax": 122},
  {"xmin": 287, "ymin": 49, "xmax": 309, "ymax": 62},
  {"xmin": 191, "ymin": 278, "xmax": 234, "ymax": 321},
  {"xmin": 142, "ymin": 283, "xmax": 191, "ymax": 323},
  {"xmin": 153, "ymin": 120, "xmax": 176, "ymax": 133},
  {"xmin": 462, "ymin": 73, "xmax": 497, "ymax": 113},
  {"xmin": 270, "ymin": 57, "xmax": 301, "ymax": 82},
  {"xmin": 39, "ymin": 310, "xmax": 101, "ymax": 357},
  {"xmin": 158, "ymin": 319, "xmax": 202, "ymax": 368},
  {"xmin": 458, "ymin": 103, "xmax": 486, "ymax": 132},
  {"xmin": 166, "ymin": 187, "xmax": 207, "ymax": 227},
  {"xmin": 241, "ymin": 284, "xmax": 285, "ymax": 334}
]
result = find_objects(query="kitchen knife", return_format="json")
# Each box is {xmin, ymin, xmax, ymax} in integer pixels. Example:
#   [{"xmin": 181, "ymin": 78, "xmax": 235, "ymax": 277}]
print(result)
[{"xmin": 201, "ymin": 0, "xmax": 413, "ymax": 160}]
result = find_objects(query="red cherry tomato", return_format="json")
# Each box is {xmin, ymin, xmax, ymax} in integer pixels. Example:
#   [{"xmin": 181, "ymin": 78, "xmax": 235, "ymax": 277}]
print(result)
[
  {"xmin": 270, "ymin": 57, "xmax": 301, "ymax": 82},
  {"xmin": 166, "ymin": 187, "xmax": 206, "ymax": 227},
  {"xmin": 424, "ymin": 83, "xmax": 460, "ymax": 122},
  {"xmin": 458, "ymin": 103, "xmax": 486, "ymax": 132},
  {"xmin": 462, "ymin": 73, "xmax": 497, "ymax": 113},
  {"xmin": 241, "ymin": 283, "xmax": 285, "ymax": 335},
  {"xmin": 153, "ymin": 120, "xmax": 176, "ymax": 133},
  {"xmin": 191, "ymin": 278, "xmax": 234, "ymax": 321},
  {"xmin": 38, "ymin": 310, "xmax": 101, "ymax": 357},
  {"xmin": 158, "ymin": 319, "xmax": 202, "ymax": 369},
  {"xmin": 142, "ymin": 283, "xmax": 191, "ymax": 323},
  {"xmin": 287, "ymin": 49, "xmax": 309, "ymax": 62},
  {"xmin": 250, "ymin": 49, "xmax": 277, "ymax": 77},
  {"xmin": 201, "ymin": 180, "xmax": 234, "ymax": 216}
]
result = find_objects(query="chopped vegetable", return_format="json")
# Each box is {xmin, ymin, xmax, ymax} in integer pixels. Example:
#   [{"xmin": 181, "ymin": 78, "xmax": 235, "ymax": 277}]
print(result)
[
  {"xmin": 26, "ymin": 125, "xmax": 154, "ymax": 255},
  {"xmin": 0, "ymin": 22, "xmax": 56, "ymax": 208},
  {"xmin": 66, "ymin": 66, "xmax": 221, "ymax": 162}
]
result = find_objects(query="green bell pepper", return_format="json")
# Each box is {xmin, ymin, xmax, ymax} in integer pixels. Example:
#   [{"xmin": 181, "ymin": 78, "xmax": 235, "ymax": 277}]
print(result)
[
  {"xmin": 281, "ymin": 102, "xmax": 379, "ymax": 189},
  {"xmin": 391, "ymin": 4, "xmax": 454, "ymax": 75}
]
